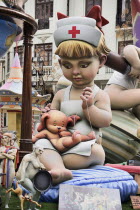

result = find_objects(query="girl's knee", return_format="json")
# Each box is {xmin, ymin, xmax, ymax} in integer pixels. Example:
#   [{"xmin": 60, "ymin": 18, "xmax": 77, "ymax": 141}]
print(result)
[{"xmin": 91, "ymin": 144, "xmax": 105, "ymax": 164}]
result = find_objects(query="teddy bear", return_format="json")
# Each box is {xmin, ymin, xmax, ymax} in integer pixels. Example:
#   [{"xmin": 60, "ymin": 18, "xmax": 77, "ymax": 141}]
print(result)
[{"xmin": 32, "ymin": 109, "xmax": 95, "ymax": 152}]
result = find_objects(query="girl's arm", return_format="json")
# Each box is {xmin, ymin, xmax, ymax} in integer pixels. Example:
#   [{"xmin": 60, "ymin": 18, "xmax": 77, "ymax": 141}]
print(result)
[
  {"xmin": 123, "ymin": 45, "xmax": 140, "ymax": 78},
  {"xmin": 51, "ymin": 89, "xmax": 65, "ymax": 110},
  {"xmin": 81, "ymin": 88, "xmax": 112, "ymax": 128}
]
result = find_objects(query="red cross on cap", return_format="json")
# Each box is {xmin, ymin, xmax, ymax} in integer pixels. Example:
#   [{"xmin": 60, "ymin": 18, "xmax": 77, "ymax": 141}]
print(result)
[{"xmin": 68, "ymin": 26, "xmax": 80, "ymax": 38}]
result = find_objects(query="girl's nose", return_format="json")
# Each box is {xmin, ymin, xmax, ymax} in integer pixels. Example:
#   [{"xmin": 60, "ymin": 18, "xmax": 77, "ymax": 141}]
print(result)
[{"xmin": 72, "ymin": 67, "xmax": 80, "ymax": 74}]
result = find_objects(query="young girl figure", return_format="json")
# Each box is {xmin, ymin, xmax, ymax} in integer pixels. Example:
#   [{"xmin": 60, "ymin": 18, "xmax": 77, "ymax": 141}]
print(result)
[
  {"xmin": 34, "ymin": 6, "xmax": 112, "ymax": 184},
  {"xmin": 105, "ymin": 45, "xmax": 140, "ymax": 120}
]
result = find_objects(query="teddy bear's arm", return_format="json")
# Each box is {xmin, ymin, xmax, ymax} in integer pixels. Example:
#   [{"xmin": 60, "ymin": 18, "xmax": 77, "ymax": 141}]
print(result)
[
  {"xmin": 32, "ymin": 130, "xmax": 52, "ymax": 143},
  {"xmin": 59, "ymin": 131, "xmax": 72, "ymax": 137}
]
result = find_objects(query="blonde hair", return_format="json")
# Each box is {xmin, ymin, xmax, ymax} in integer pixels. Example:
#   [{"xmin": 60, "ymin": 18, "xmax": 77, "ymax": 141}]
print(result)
[{"xmin": 55, "ymin": 34, "xmax": 111, "ymax": 58}]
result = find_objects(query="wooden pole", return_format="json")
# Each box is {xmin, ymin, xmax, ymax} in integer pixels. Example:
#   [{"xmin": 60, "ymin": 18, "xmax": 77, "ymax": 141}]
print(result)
[
  {"xmin": 19, "ymin": 22, "xmax": 33, "ymax": 160},
  {"xmin": 0, "ymin": 7, "xmax": 38, "ymax": 161}
]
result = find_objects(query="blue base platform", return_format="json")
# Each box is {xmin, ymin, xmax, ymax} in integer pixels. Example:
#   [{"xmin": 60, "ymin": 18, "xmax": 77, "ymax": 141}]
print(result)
[{"xmin": 39, "ymin": 165, "xmax": 138, "ymax": 203}]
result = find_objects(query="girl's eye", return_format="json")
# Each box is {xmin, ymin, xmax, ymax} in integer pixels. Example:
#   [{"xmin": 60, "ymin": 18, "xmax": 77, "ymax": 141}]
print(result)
[
  {"xmin": 62, "ymin": 64, "xmax": 72, "ymax": 69},
  {"xmin": 80, "ymin": 63, "xmax": 89, "ymax": 68},
  {"xmin": 53, "ymin": 123, "xmax": 56, "ymax": 126}
]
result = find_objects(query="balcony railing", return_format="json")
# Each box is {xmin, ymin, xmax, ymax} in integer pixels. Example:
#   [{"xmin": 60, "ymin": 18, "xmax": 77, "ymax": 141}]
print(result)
[
  {"xmin": 0, "ymin": 56, "xmax": 5, "ymax": 61},
  {"xmin": 43, "ymin": 66, "xmax": 52, "ymax": 75},
  {"xmin": 105, "ymin": 67, "xmax": 114, "ymax": 74}
]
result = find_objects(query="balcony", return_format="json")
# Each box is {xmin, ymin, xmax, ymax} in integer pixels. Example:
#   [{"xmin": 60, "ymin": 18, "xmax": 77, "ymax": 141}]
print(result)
[{"xmin": 0, "ymin": 56, "xmax": 5, "ymax": 62}]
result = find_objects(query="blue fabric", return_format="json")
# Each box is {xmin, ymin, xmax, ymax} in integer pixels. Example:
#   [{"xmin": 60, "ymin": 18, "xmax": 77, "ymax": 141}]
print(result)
[
  {"xmin": 13, "ymin": 178, "xmax": 30, "ymax": 195},
  {"xmin": 39, "ymin": 165, "xmax": 138, "ymax": 203}
]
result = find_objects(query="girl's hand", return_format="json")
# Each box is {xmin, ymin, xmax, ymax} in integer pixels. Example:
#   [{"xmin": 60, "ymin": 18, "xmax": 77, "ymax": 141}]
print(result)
[
  {"xmin": 41, "ymin": 103, "xmax": 51, "ymax": 114},
  {"xmin": 80, "ymin": 87, "xmax": 94, "ymax": 109},
  {"xmin": 123, "ymin": 45, "xmax": 140, "ymax": 79},
  {"xmin": 128, "ymin": 66, "xmax": 140, "ymax": 79}
]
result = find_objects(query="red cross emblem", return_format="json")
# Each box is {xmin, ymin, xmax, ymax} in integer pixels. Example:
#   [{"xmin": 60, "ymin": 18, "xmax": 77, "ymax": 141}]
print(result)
[{"xmin": 68, "ymin": 26, "xmax": 80, "ymax": 38}]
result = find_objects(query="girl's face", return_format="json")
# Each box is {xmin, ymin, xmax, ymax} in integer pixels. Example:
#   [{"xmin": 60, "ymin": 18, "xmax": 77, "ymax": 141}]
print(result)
[{"xmin": 59, "ymin": 56, "xmax": 106, "ymax": 88}]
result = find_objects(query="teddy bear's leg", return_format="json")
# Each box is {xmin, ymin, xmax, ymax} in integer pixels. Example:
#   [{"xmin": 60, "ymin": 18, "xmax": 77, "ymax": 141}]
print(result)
[
  {"xmin": 87, "ymin": 131, "xmax": 96, "ymax": 140},
  {"xmin": 75, "ymin": 131, "xmax": 96, "ymax": 142},
  {"xmin": 62, "ymin": 131, "xmax": 82, "ymax": 148}
]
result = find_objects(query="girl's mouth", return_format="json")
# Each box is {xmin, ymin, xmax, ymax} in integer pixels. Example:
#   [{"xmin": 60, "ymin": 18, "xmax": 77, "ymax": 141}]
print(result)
[{"xmin": 73, "ymin": 77, "xmax": 82, "ymax": 81}]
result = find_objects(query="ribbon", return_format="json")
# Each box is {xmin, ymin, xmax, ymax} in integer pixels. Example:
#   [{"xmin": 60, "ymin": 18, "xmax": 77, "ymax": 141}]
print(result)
[{"xmin": 57, "ymin": 5, "xmax": 109, "ymax": 33}]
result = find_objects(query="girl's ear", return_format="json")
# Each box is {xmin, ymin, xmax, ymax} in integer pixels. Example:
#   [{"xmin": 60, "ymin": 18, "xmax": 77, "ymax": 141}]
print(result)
[{"xmin": 99, "ymin": 55, "xmax": 107, "ymax": 68}]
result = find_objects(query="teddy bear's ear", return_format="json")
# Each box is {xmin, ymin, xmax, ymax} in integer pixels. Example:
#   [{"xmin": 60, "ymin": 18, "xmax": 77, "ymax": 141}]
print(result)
[
  {"xmin": 40, "ymin": 113, "xmax": 50, "ymax": 122},
  {"xmin": 37, "ymin": 113, "xmax": 50, "ymax": 132},
  {"xmin": 67, "ymin": 115, "xmax": 81, "ymax": 126}
]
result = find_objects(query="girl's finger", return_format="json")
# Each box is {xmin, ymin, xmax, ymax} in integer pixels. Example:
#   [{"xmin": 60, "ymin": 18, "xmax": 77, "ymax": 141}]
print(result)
[
  {"xmin": 83, "ymin": 87, "xmax": 92, "ymax": 92},
  {"xmin": 83, "ymin": 91, "xmax": 91, "ymax": 96},
  {"xmin": 80, "ymin": 95, "xmax": 88, "ymax": 101}
]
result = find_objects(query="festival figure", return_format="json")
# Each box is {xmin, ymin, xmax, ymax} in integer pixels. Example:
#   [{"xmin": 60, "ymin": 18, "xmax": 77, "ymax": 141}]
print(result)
[
  {"xmin": 0, "ymin": 132, "xmax": 18, "ymax": 208},
  {"xmin": 105, "ymin": 44, "xmax": 140, "ymax": 121},
  {"xmin": 1, "ymin": 0, "xmax": 28, "ymax": 11},
  {"xmin": 34, "ymin": 5, "xmax": 112, "ymax": 185},
  {"xmin": 105, "ymin": 0, "xmax": 140, "ymax": 121},
  {"xmin": 16, "ymin": 145, "xmax": 45, "ymax": 209},
  {"xmin": 6, "ymin": 182, "xmax": 41, "ymax": 210},
  {"xmin": 6, "ymin": 182, "xmax": 23, "ymax": 210}
]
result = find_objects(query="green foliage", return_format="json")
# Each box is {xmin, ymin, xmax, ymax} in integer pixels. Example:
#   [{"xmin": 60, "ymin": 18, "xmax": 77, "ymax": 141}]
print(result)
[{"xmin": 0, "ymin": 188, "xmax": 58, "ymax": 210}]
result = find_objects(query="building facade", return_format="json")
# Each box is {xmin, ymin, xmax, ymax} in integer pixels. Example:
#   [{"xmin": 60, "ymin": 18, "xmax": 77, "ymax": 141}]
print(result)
[{"xmin": 0, "ymin": 0, "xmax": 133, "ymax": 94}]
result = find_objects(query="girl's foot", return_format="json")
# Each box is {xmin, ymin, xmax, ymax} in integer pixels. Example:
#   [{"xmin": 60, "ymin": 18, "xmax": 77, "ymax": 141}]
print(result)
[{"xmin": 49, "ymin": 168, "xmax": 73, "ymax": 185}]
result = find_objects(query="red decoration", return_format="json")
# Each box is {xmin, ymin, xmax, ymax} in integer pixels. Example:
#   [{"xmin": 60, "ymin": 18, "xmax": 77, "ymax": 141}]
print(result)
[
  {"xmin": 131, "ymin": 0, "xmax": 140, "ymax": 23},
  {"xmin": 86, "ymin": 5, "xmax": 109, "ymax": 30},
  {"xmin": 68, "ymin": 26, "xmax": 80, "ymax": 38},
  {"xmin": 105, "ymin": 164, "xmax": 140, "ymax": 174},
  {"xmin": 57, "ymin": 12, "xmax": 68, "ymax": 20},
  {"xmin": 57, "ymin": 5, "xmax": 109, "ymax": 33}
]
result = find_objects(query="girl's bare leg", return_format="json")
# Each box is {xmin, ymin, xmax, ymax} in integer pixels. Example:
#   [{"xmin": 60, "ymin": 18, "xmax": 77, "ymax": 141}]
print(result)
[
  {"xmin": 105, "ymin": 84, "xmax": 140, "ymax": 109},
  {"xmin": 39, "ymin": 149, "xmax": 73, "ymax": 184},
  {"xmin": 62, "ymin": 143, "xmax": 105, "ymax": 170}
]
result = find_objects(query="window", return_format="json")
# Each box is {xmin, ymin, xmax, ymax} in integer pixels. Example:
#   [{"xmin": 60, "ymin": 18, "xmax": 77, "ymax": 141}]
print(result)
[
  {"xmin": 85, "ymin": 0, "xmax": 102, "ymax": 14},
  {"xmin": 118, "ymin": 40, "xmax": 133, "ymax": 55},
  {"xmin": 35, "ymin": 0, "xmax": 53, "ymax": 29},
  {"xmin": 67, "ymin": 0, "xmax": 69, "ymax": 16},
  {"xmin": 7, "ymin": 52, "xmax": 10, "ymax": 73},
  {"xmin": 14, "ymin": 46, "xmax": 24, "ymax": 68},
  {"xmin": 35, "ymin": 43, "xmax": 52, "ymax": 68},
  {"xmin": 4, "ymin": 112, "xmax": 7, "ymax": 127},
  {"xmin": 116, "ymin": 0, "xmax": 132, "ymax": 27},
  {"xmin": 2, "ymin": 63, "xmax": 5, "ymax": 81},
  {"xmin": 38, "ymin": 19, "xmax": 49, "ymax": 30}
]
